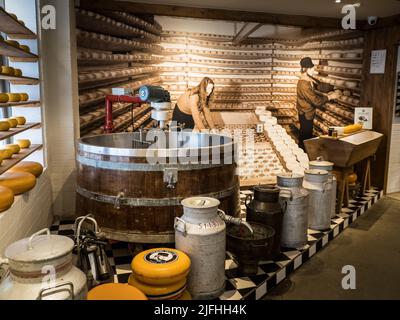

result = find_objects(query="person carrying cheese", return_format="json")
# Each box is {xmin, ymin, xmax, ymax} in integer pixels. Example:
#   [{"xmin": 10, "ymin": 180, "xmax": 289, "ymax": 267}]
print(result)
[{"xmin": 297, "ymin": 57, "xmax": 340, "ymax": 149}]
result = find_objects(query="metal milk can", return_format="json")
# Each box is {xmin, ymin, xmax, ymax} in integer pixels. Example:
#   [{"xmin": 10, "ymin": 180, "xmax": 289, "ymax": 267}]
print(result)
[
  {"xmin": 0, "ymin": 228, "xmax": 87, "ymax": 300},
  {"xmin": 175, "ymin": 197, "xmax": 226, "ymax": 300},
  {"xmin": 309, "ymin": 158, "xmax": 337, "ymax": 218},
  {"xmin": 245, "ymin": 185, "xmax": 283, "ymax": 258},
  {"xmin": 277, "ymin": 173, "xmax": 310, "ymax": 249},
  {"xmin": 303, "ymin": 169, "xmax": 332, "ymax": 231}
]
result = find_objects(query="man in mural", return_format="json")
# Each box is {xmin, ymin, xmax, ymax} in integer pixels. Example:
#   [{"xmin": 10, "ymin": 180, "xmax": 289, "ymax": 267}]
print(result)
[{"xmin": 296, "ymin": 57, "xmax": 340, "ymax": 149}]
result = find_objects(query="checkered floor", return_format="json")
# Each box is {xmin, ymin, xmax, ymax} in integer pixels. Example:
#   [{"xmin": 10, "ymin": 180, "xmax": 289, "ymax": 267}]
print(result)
[{"xmin": 50, "ymin": 188, "xmax": 383, "ymax": 300}]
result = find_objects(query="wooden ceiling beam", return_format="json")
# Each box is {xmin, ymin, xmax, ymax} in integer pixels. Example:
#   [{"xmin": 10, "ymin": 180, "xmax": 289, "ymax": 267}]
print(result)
[
  {"xmin": 78, "ymin": 0, "xmax": 346, "ymax": 29},
  {"xmin": 232, "ymin": 23, "xmax": 264, "ymax": 45}
]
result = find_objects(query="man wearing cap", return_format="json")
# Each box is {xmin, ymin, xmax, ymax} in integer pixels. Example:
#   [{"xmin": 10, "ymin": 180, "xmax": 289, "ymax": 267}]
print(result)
[{"xmin": 297, "ymin": 57, "xmax": 340, "ymax": 149}]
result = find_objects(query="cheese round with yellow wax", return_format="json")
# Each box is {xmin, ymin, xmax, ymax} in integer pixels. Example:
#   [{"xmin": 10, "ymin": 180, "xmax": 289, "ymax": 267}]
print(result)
[
  {"xmin": 0, "ymin": 172, "xmax": 36, "ymax": 195},
  {"xmin": 0, "ymin": 121, "xmax": 10, "ymax": 131},
  {"xmin": 15, "ymin": 139, "xmax": 31, "ymax": 149},
  {"xmin": 9, "ymin": 13, "xmax": 17, "ymax": 20},
  {"xmin": 12, "ymin": 116, "xmax": 26, "ymax": 125},
  {"xmin": 4, "ymin": 144, "xmax": 21, "ymax": 154},
  {"xmin": 128, "ymin": 274, "xmax": 186, "ymax": 300},
  {"xmin": 0, "ymin": 94, "xmax": 8, "ymax": 103},
  {"xmin": 9, "ymin": 161, "xmax": 43, "ymax": 178},
  {"xmin": 18, "ymin": 93, "xmax": 29, "ymax": 102},
  {"xmin": 0, "ymin": 149, "xmax": 13, "ymax": 159},
  {"xmin": 5, "ymin": 118, "xmax": 18, "ymax": 128},
  {"xmin": 13, "ymin": 69, "xmax": 22, "ymax": 77},
  {"xmin": 5, "ymin": 40, "xmax": 19, "ymax": 48},
  {"xmin": 19, "ymin": 45, "xmax": 30, "ymax": 53},
  {"xmin": 87, "ymin": 283, "xmax": 147, "ymax": 300},
  {"xmin": 6, "ymin": 94, "xmax": 21, "ymax": 103},
  {"xmin": 131, "ymin": 248, "xmax": 191, "ymax": 286},
  {"xmin": 1, "ymin": 66, "xmax": 14, "ymax": 75},
  {"xmin": 0, "ymin": 186, "xmax": 15, "ymax": 213}
]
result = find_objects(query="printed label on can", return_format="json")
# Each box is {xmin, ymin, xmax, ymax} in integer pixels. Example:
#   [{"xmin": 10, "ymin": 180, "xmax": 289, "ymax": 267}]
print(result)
[{"xmin": 145, "ymin": 250, "xmax": 178, "ymax": 264}]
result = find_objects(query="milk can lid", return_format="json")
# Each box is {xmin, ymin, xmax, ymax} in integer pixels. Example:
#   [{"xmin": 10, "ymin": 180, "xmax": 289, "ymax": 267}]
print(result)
[
  {"xmin": 181, "ymin": 197, "xmax": 220, "ymax": 209},
  {"xmin": 309, "ymin": 159, "xmax": 334, "ymax": 170}
]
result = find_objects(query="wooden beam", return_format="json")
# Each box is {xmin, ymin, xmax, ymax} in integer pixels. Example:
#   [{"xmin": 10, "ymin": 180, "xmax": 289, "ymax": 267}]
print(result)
[
  {"xmin": 78, "ymin": 0, "xmax": 345, "ymax": 29},
  {"xmin": 232, "ymin": 23, "xmax": 264, "ymax": 45}
]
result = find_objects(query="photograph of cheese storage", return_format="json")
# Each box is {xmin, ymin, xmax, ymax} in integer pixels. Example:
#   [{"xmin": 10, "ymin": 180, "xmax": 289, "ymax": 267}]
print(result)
[{"xmin": 0, "ymin": 0, "xmax": 400, "ymax": 302}]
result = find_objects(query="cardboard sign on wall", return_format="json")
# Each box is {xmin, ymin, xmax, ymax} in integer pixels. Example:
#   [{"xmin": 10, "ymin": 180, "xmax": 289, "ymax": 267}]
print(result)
[{"xmin": 355, "ymin": 108, "xmax": 373, "ymax": 129}]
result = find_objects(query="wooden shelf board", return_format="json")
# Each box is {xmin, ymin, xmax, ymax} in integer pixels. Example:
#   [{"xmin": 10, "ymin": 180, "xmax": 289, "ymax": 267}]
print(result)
[
  {"xmin": 0, "ymin": 74, "xmax": 39, "ymax": 85},
  {"xmin": 0, "ymin": 41, "xmax": 38, "ymax": 60},
  {"xmin": 0, "ymin": 8, "xmax": 37, "ymax": 39},
  {"xmin": 0, "ymin": 101, "xmax": 40, "ymax": 108},
  {"xmin": 0, "ymin": 144, "xmax": 43, "ymax": 175},
  {"xmin": 0, "ymin": 123, "xmax": 41, "ymax": 141},
  {"xmin": 317, "ymin": 70, "xmax": 361, "ymax": 80}
]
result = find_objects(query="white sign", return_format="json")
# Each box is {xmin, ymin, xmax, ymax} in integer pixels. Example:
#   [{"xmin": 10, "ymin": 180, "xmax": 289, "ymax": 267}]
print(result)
[
  {"xmin": 355, "ymin": 107, "xmax": 373, "ymax": 130},
  {"xmin": 370, "ymin": 49, "xmax": 387, "ymax": 74},
  {"xmin": 256, "ymin": 123, "xmax": 264, "ymax": 133}
]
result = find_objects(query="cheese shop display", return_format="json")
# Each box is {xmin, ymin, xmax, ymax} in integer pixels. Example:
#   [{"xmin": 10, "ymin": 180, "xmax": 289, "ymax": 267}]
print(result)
[
  {"xmin": 0, "ymin": 172, "xmax": 36, "ymax": 195},
  {"xmin": 0, "ymin": 185, "xmax": 15, "ymax": 213},
  {"xmin": 9, "ymin": 161, "xmax": 43, "ymax": 177}
]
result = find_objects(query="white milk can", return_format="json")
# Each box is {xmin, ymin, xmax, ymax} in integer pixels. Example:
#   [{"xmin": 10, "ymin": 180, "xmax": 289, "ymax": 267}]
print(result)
[
  {"xmin": 277, "ymin": 173, "xmax": 310, "ymax": 249},
  {"xmin": 175, "ymin": 197, "xmax": 226, "ymax": 300},
  {"xmin": 303, "ymin": 169, "xmax": 332, "ymax": 231}
]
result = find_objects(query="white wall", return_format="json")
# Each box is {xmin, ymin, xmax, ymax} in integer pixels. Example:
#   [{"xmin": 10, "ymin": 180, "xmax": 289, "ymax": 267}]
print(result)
[{"xmin": 39, "ymin": 0, "xmax": 80, "ymax": 218}]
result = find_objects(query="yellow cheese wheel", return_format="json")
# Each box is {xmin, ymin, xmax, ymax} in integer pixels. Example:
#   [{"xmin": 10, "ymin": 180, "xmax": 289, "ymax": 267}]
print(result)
[
  {"xmin": 128, "ymin": 274, "xmax": 186, "ymax": 300},
  {"xmin": 18, "ymin": 20, "xmax": 25, "ymax": 26},
  {"xmin": 0, "ymin": 94, "xmax": 9, "ymax": 103},
  {"xmin": 4, "ymin": 144, "xmax": 21, "ymax": 154},
  {"xmin": 0, "ymin": 121, "xmax": 10, "ymax": 132},
  {"xmin": 19, "ymin": 45, "xmax": 30, "ymax": 53},
  {"xmin": 0, "ymin": 186, "xmax": 15, "ymax": 213},
  {"xmin": 9, "ymin": 161, "xmax": 43, "ymax": 178},
  {"xmin": 87, "ymin": 283, "xmax": 148, "ymax": 300},
  {"xmin": 9, "ymin": 13, "xmax": 17, "ymax": 20},
  {"xmin": 12, "ymin": 116, "xmax": 26, "ymax": 125},
  {"xmin": 6, "ymin": 94, "xmax": 21, "ymax": 103},
  {"xmin": 5, "ymin": 40, "xmax": 19, "ymax": 48},
  {"xmin": 344, "ymin": 123, "xmax": 363, "ymax": 134},
  {"xmin": 15, "ymin": 139, "xmax": 31, "ymax": 149},
  {"xmin": 177, "ymin": 290, "xmax": 192, "ymax": 300},
  {"xmin": 4, "ymin": 118, "xmax": 18, "ymax": 128},
  {"xmin": 1, "ymin": 66, "xmax": 14, "ymax": 75},
  {"xmin": 348, "ymin": 172, "xmax": 358, "ymax": 185},
  {"xmin": 13, "ymin": 69, "xmax": 22, "ymax": 77},
  {"xmin": 19, "ymin": 93, "xmax": 29, "ymax": 102},
  {"xmin": 0, "ymin": 149, "xmax": 13, "ymax": 159},
  {"xmin": 131, "ymin": 248, "xmax": 191, "ymax": 286},
  {"xmin": 0, "ymin": 172, "xmax": 36, "ymax": 195}
]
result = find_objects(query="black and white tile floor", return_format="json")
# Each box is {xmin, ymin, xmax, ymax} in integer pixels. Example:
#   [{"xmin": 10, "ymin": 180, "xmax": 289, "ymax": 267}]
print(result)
[{"xmin": 50, "ymin": 188, "xmax": 383, "ymax": 300}]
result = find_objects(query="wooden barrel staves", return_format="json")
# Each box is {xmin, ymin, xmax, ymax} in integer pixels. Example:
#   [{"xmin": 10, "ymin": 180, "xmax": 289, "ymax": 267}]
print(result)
[{"xmin": 76, "ymin": 131, "xmax": 240, "ymax": 243}]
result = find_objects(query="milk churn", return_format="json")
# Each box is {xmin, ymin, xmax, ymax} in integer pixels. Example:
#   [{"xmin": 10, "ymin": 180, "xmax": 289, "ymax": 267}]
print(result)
[
  {"xmin": 277, "ymin": 173, "xmax": 310, "ymax": 249},
  {"xmin": 303, "ymin": 170, "xmax": 332, "ymax": 231},
  {"xmin": 174, "ymin": 197, "xmax": 226, "ymax": 300},
  {"xmin": 309, "ymin": 157, "xmax": 337, "ymax": 217},
  {"xmin": 245, "ymin": 185, "xmax": 283, "ymax": 258}
]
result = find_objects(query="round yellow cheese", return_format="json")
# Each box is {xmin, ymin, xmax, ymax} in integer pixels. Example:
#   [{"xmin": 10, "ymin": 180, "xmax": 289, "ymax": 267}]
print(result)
[
  {"xmin": 18, "ymin": 20, "xmax": 25, "ymax": 26},
  {"xmin": 6, "ymin": 94, "xmax": 21, "ymax": 103},
  {"xmin": 0, "ymin": 149, "xmax": 13, "ymax": 159},
  {"xmin": 1, "ymin": 66, "xmax": 14, "ymax": 75},
  {"xmin": 19, "ymin": 45, "xmax": 30, "ymax": 53},
  {"xmin": 0, "ymin": 186, "xmax": 15, "ymax": 213},
  {"xmin": 131, "ymin": 248, "xmax": 191, "ymax": 286},
  {"xmin": 13, "ymin": 69, "xmax": 22, "ymax": 77},
  {"xmin": 128, "ymin": 274, "xmax": 186, "ymax": 300},
  {"xmin": 18, "ymin": 93, "xmax": 29, "ymax": 102},
  {"xmin": 10, "ymin": 161, "xmax": 43, "ymax": 178},
  {"xmin": 15, "ymin": 139, "xmax": 31, "ymax": 149},
  {"xmin": 5, "ymin": 40, "xmax": 19, "ymax": 48},
  {"xmin": 4, "ymin": 144, "xmax": 21, "ymax": 154},
  {"xmin": 5, "ymin": 118, "xmax": 18, "ymax": 128},
  {"xmin": 0, "ymin": 172, "xmax": 36, "ymax": 195},
  {"xmin": 87, "ymin": 283, "xmax": 148, "ymax": 300},
  {"xmin": 0, "ymin": 121, "xmax": 10, "ymax": 132},
  {"xmin": 9, "ymin": 13, "xmax": 17, "ymax": 20},
  {"xmin": 0, "ymin": 93, "xmax": 9, "ymax": 103},
  {"xmin": 12, "ymin": 116, "xmax": 26, "ymax": 125}
]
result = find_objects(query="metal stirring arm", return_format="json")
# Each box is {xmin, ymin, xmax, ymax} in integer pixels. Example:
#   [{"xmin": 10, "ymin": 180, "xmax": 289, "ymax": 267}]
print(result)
[{"xmin": 217, "ymin": 209, "xmax": 254, "ymax": 236}]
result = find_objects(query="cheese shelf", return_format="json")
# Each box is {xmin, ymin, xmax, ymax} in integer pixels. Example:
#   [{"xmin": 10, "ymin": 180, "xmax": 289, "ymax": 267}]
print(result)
[
  {"xmin": 0, "ymin": 101, "xmax": 40, "ymax": 108},
  {"xmin": 0, "ymin": 74, "xmax": 39, "ymax": 85},
  {"xmin": 317, "ymin": 70, "xmax": 361, "ymax": 80},
  {"xmin": 0, "ymin": 123, "xmax": 41, "ymax": 141},
  {"xmin": 0, "ymin": 8, "xmax": 37, "ymax": 39},
  {"xmin": 0, "ymin": 41, "xmax": 38, "ymax": 61},
  {"xmin": 0, "ymin": 144, "xmax": 42, "ymax": 175}
]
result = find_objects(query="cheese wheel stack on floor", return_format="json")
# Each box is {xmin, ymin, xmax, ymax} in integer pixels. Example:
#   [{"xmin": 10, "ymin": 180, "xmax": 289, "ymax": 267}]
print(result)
[{"xmin": 129, "ymin": 248, "xmax": 191, "ymax": 300}]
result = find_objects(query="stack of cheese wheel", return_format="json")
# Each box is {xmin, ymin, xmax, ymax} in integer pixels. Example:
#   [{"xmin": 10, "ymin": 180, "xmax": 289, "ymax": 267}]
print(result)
[
  {"xmin": 129, "ymin": 248, "xmax": 191, "ymax": 300},
  {"xmin": 87, "ymin": 283, "xmax": 147, "ymax": 300}
]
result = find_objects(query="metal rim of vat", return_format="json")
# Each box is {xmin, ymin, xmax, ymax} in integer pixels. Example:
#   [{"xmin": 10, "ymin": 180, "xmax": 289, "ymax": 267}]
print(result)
[
  {"xmin": 77, "ymin": 132, "xmax": 237, "ymax": 158},
  {"xmin": 76, "ymin": 184, "xmax": 239, "ymax": 207},
  {"xmin": 98, "ymin": 227, "xmax": 176, "ymax": 243}
]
